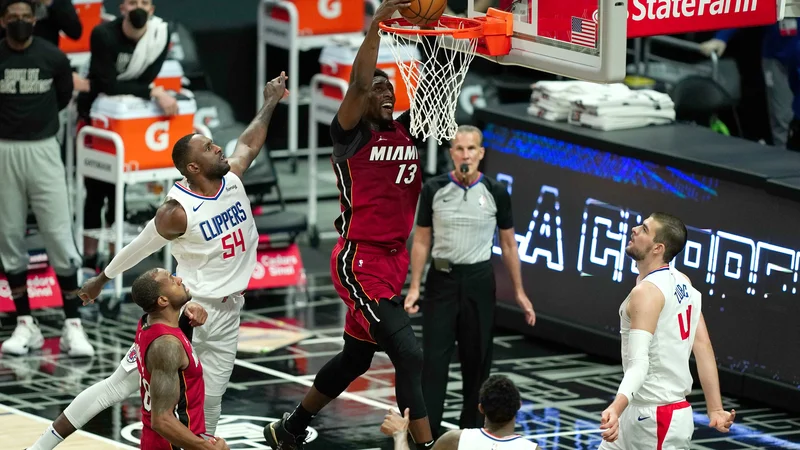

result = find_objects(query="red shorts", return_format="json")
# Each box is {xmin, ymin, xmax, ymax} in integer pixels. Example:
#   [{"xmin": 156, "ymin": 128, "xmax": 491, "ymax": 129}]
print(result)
[{"xmin": 331, "ymin": 239, "xmax": 409, "ymax": 344}]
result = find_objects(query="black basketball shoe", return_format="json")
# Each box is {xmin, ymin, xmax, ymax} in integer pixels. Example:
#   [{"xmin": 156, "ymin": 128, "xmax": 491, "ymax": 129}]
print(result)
[{"xmin": 263, "ymin": 412, "xmax": 308, "ymax": 450}]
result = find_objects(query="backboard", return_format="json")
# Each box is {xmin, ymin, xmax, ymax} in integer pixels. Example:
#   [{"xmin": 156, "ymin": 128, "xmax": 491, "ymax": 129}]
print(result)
[{"xmin": 467, "ymin": 0, "xmax": 628, "ymax": 83}]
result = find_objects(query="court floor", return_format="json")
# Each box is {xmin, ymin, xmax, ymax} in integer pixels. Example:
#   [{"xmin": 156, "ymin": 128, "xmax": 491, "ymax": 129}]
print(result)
[{"xmin": 2, "ymin": 253, "xmax": 800, "ymax": 449}]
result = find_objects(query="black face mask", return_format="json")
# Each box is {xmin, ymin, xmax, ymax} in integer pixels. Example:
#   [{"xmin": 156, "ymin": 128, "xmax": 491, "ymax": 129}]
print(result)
[
  {"xmin": 128, "ymin": 8, "xmax": 148, "ymax": 29},
  {"xmin": 6, "ymin": 20, "xmax": 33, "ymax": 42}
]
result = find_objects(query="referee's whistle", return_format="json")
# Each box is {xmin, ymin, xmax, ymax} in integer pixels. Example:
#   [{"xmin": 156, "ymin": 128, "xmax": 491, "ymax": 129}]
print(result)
[{"xmin": 460, "ymin": 163, "xmax": 469, "ymax": 174}]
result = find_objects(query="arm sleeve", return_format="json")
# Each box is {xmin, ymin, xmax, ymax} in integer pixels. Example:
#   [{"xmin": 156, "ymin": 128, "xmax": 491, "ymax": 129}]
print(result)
[
  {"xmin": 54, "ymin": 51, "xmax": 74, "ymax": 110},
  {"xmin": 104, "ymin": 219, "xmax": 170, "ymax": 279},
  {"xmin": 616, "ymin": 329, "xmax": 653, "ymax": 402},
  {"xmin": 52, "ymin": 0, "xmax": 83, "ymax": 40},
  {"xmin": 491, "ymin": 179, "xmax": 514, "ymax": 230},
  {"xmin": 88, "ymin": 28, "xmax": 151, "ymax": 99},
  {"xmin": 416, "ymin": 181, "xmax": 436, "ymax": 227}
]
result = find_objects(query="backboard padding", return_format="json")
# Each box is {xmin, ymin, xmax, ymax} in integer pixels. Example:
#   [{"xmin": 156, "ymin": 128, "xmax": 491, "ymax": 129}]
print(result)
[{"xmin": 467, "ymin": 0, "xmax": 628, "ymax": 82}]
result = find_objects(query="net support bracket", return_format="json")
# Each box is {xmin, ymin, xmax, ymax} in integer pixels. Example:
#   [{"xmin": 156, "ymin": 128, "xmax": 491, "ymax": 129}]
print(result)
[{"xmin": 474, "ymin": 8, "xmax": 513, "ymax": 57}]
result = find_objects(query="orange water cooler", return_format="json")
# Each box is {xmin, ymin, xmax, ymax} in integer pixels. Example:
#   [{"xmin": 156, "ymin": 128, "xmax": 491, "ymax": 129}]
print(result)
[
  {"xmin": 88, "ymin": 95, "xmax": 197, "ymax": 171},
  {"xmin": 318, "ymin": 40, "xmax": 421, "ymax": 112}
]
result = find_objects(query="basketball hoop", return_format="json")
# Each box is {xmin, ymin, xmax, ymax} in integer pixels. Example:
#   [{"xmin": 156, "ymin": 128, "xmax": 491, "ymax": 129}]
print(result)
[{"xmin": 378, "ymin": 9, "xmax": 513, "ymax": 144}]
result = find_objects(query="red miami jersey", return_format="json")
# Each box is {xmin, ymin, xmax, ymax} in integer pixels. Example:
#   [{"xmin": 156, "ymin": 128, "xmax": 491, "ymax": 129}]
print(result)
[
  {"xmin": 329, "ymin": 111, "xmax": 423, "ymax": 249},
  {"xmin": 134, "ymin": 315, "xmax": 206, "ymax": 450}
]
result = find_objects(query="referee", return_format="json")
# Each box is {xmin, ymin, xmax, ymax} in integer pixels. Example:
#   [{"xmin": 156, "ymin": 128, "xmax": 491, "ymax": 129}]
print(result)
[{"xmin": 404, "ymin": 125, "xmax": 536, "ymax": 437}]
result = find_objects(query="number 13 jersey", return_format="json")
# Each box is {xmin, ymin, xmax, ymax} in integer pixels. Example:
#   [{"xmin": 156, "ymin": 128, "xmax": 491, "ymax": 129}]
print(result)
[
  {"xmin": 166, "ymin": 171, "xmax": 259, "ymax": 299},
  {"xmin": 329, "ymin": 111, "xmax": 423, "ymax": 249},
  {"xmin": 619, "ymin": 265, "xmax": 703, "ymax": 404}
]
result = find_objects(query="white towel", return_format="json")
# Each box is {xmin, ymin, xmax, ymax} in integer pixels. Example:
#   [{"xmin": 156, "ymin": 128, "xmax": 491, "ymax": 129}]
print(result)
[
  {"xmin": 569, "ymin": 109, "xmax": 675, "ymax": 131},
  {"xmin": 572, "ymin": 89, "xmax": 674, "ymax": 114},
  {"xmin": 532, "ymin": 81, "xmax": 631, "ymax": 102},
  {"xmin": 527, "ymin": 103, "xmax": 569, "ymax": 122},
  {"xmin": 118, "ymin": 16, "xmax": 169, "ymax": 81}
]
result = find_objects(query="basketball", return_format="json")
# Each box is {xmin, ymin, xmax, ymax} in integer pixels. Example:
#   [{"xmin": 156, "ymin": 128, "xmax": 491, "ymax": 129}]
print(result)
[{"xmin": 400, "ymin": 0, "xmax": 447, "ymax": 26}]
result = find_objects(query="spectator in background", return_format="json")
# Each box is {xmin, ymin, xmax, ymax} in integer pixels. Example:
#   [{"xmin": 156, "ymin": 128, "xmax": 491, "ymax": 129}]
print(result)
[
  {"xmin": 0, "ymin": 0, "xmax": 82, "ymax": 46},
  {"xmin": 76, "ymin": 0, "xmax": 174, "ymax": 272},
  {"xmin": 700, "ymin": 21, "xmax": 798, "ymax": 148},
  {"xmin": 0, "ymin": 0, "xmax": 94, "ymax": 357}
]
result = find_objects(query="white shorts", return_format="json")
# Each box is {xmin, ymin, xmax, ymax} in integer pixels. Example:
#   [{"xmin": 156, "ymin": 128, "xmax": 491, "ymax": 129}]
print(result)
[
  {"xmin": 599, "ymin": 400, "xmax": 693, "ymax": 450},
  {"xmin": 118, "ymin": 293, "xmax": 245, "ymax": 398}
]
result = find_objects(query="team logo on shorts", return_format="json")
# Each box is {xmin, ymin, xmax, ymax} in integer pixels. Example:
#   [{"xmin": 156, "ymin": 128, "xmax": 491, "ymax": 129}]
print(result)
[{"xmin": 121, "ymin": 415, "xmax": 319, "ymax": 447}]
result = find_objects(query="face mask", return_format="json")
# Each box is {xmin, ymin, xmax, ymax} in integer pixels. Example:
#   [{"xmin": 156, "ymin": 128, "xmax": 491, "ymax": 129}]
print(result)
[
  {"xmin": 6, "ymin": 20, "xmax": 33, "ymax": 42},
  {"xmin": 128, "ymin": 8, "xmax": 148, "ymax": 29}
]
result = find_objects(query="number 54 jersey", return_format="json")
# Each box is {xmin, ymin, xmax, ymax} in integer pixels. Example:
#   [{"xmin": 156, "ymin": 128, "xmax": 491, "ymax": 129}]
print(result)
[
  {"xmin": 166, "ymin": 171, "xmax": 259, "ymax": 299},
  {"xmin": 619, "ymin": 265, "xmax": 703, "ymax": 405}
]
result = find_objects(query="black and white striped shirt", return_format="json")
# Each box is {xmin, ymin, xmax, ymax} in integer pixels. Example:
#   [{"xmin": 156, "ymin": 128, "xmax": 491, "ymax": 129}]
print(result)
[{"xmin": 417, "ymin": 172, "xmax": 513, "ymax": 265}]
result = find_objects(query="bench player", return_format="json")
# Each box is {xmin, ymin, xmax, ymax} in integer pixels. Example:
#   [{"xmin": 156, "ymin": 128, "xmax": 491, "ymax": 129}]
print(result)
[
  {"xmin": 130, "ymin": 269, "xmax": 228, "ymax": 450},
  {"xmin": 263, "ymin": 1, "xmax": 435, "ymax": 448},
  {"xmin": 599, "ymin": 212, "xmax": 736, "ymax": 449},
  {"xmin": 27, "ymin": 73, "xmax": 289, "ymax": 450},
  {"xmin": 381, "ymin": 375, "xmax": 539, "ymax": 450}
]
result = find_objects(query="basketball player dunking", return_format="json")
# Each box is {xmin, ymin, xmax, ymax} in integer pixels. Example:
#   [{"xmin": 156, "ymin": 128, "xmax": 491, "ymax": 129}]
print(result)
[
  {"xmin": 598, "ymin": 213, "xmax": 736, "ymax": 449},
  {"xmin": 264, "ymin": 1, "xmax": 434, "ymax": 449},
  {"xmin": 27, "ymin": 74, "xmax": 289, "ymax": 450},
  {"xmin": 130, "ymin": 269, "xmax": 228, "ymax": 450}
]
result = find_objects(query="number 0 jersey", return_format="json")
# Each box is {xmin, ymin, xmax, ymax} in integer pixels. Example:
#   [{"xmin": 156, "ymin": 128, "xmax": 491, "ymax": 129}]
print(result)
[
  {"xmin": 165, "ymin": 171, "xmax": 258, "ymax": 299},
  {"xmin": 619, "ymin": 265, "xmax": 703, "ymax": 404}
]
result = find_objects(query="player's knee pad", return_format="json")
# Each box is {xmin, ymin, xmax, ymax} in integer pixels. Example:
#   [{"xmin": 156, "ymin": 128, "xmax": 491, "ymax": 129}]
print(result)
[
  {"xmin": 376, "ymin": 323, "xmax": 426, "ymax": 420},
  {"xmin": 314, "ymin": 338, "xmax": 375, "ymax": 398},
  {"xmin": 204, "ymin": 394, "xmax": 222, "ymax": 435}
]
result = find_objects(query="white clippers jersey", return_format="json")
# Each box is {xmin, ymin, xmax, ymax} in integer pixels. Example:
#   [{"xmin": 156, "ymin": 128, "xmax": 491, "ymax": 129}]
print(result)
[
  {"xmin": 619, "ymin": 265, "xmax": 703, "ymax": 405},
  {"xmin": 457, "ymin": 429, "xmax": 538, "ymax": 450},
  {"xmin": 165, "ymin": 172, "xmax": 258, "ymax": 300}
]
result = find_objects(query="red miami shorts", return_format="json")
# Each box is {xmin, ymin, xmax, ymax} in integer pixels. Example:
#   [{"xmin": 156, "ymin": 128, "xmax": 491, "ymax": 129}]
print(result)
[{"xmin": 331, "ymin": 238, "xmax": 410, "ymax": 344}]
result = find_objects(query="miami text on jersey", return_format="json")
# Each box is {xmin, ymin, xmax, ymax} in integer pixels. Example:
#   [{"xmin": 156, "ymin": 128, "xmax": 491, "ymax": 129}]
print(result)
[
  {"xmin": 369, "ymin": 145, "xmax": 419, "ymax": 161},
  {"xmin": 199, "ymin": 201, "xmax": 249, "ymax": 241}
]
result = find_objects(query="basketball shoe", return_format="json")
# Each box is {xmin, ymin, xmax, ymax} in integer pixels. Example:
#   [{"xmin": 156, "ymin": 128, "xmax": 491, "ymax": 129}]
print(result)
[
  {"xmin": 263, "ymin": 413, "xmax": 308, "ymax": 450},
  {"xmin": 1, "ymin": 315, "xmax": 44, "ymax": 355},
  {"xmin": 60, "ymin": 318, "xmax": 95, "ymax": 357}
]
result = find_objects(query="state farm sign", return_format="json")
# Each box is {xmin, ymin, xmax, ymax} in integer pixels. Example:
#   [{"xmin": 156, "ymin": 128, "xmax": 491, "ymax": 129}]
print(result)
[{"xmin": 625, "ymin": 0, "xmax": 777, "ymax": 37}]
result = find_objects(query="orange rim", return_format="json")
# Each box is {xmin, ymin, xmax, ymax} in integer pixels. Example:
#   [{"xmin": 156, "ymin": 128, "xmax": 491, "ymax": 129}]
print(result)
[{"xmin": 378, "ymin": 15, "xmax": 484, "ymax": 39}]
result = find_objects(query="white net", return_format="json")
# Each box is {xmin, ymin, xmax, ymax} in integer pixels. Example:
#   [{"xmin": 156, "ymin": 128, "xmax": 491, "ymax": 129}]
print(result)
[{"xmin": 379, "ymin": 21, "xmax": 480, "ymax": 144}]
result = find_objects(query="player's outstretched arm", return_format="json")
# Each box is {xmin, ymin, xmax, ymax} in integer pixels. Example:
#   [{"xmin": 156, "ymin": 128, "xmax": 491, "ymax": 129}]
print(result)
[
  {"xmin": 228, "ymin": 72, "xmax": 290, "ymax": 178},
  {"xmin": 78, "ymin": 201, "xmax": 187, "ymax": 305},
  {"xmin": 601, "ymin": 282, "xmax": 663, "ymax": 442},
  {"xmin": 336, "ymin": 0, "xmax": 411, "ymax": 131},
  {"xmin": 148, "ymin": 336, "xmax": 227, "ymax": 450},
  {"xmin": 692, "ymin": 313, "xmax": 736, "ymax": 432}
]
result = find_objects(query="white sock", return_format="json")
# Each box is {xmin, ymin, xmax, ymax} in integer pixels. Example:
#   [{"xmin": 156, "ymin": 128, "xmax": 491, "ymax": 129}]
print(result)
[
  {"xmin": 29, "ymin": 424, "xmax": 64, "ymax": 450},
  {"xmin": 204, "ymin": 394, "xmax": 223, "ymax": 435}
]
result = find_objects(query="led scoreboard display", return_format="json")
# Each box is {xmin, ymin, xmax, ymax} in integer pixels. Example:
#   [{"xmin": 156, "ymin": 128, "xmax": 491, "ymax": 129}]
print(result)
[{"xmin": 482, "ymin": 122, "xmax": 800, "ymax": 389}]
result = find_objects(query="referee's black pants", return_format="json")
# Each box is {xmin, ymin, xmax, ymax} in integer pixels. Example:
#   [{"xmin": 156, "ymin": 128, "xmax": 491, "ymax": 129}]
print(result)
[{"xmin": 421, "ymin": 260, "xmax": 496, "ymax": 438}]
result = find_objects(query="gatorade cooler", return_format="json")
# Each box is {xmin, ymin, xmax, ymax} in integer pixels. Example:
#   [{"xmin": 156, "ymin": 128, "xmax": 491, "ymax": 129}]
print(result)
[
  {"xmin": 154, "ymin": 60, "xmax": 185, "ymax": 92},
  {"xmin": 269, "ymin": 0, "xmax": 363, "ymax": 36},
  {"xmin": 58, "ymin": 0, "xmax": 104, "ymax": 54},
  {"xmin": 88, "ymin": 95, "xmax": 197, "ymax": 171},
  {"xmin": 319, "ymin": 40, "xmax": 421, "ymax": 112}
]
